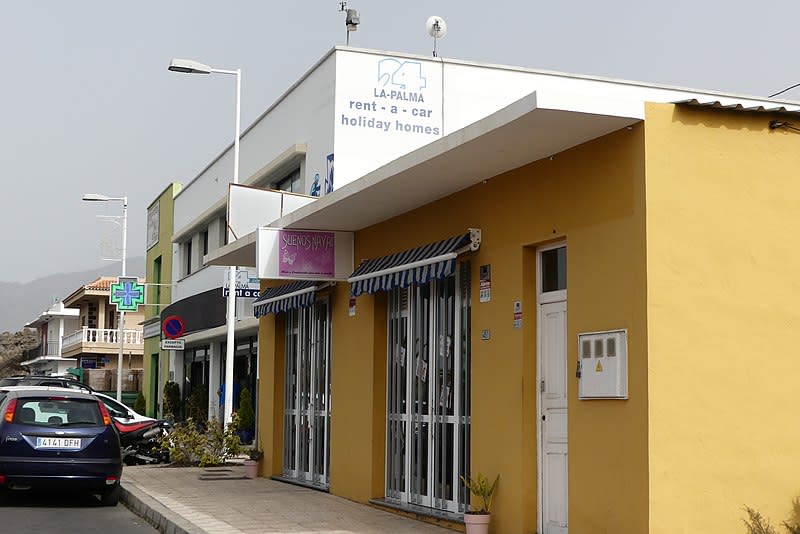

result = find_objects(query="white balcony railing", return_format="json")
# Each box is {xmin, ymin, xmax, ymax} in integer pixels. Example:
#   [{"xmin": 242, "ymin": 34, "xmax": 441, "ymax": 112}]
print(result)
[{"xmin": 62, "ymin": 327, "xmax": 144, "ymax": 351}]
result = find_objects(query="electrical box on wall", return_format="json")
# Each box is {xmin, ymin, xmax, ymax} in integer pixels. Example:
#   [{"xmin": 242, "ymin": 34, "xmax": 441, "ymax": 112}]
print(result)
[{"xmin": 578, "ymin": 329, "xmax": 628, "ymax": 399}]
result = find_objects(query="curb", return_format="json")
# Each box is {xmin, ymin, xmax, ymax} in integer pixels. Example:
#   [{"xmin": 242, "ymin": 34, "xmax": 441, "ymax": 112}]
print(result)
[{"xmin": 120, "ymin": 482, "xmax": 208, "ymax": 534}]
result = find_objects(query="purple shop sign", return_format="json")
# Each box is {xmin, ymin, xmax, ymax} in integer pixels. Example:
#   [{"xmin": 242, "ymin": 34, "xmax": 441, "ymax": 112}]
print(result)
[{"xmin": 279, "ymin": 230, "xmax": 335, "ymax": 278}]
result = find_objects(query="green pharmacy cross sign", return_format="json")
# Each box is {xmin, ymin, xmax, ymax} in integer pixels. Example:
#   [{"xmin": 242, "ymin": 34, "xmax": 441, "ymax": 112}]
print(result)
[{"xmin": 110, "ymin": 277, "xmax": 145, "ymax": 312}]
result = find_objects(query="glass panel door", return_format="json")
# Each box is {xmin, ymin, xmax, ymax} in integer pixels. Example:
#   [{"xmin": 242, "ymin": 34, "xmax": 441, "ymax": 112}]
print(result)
[
  {"xmin": 311, "ymin": 298, "xmax": 331, "ymax": 484},
  {"xmin": 283, "ymin": 312, "xmax": 299, "ymax": 476},
  {"xmin": 433, "ymin": 275, "xmax": 456, "ymax": 509},
  {"xmin": 282, "ymin": 298, "xmax": 331, "ymax": 488},
  {"xmin": 409, "ymin": 283, "xmax": 431, "ymax": 506},
  {"xmin": 386, "ymin": 262, "xmax": 471, "ymax": 513},
  {"xmin": 387, "ymin": 289, "xmax": 408, "ymax": 500}
]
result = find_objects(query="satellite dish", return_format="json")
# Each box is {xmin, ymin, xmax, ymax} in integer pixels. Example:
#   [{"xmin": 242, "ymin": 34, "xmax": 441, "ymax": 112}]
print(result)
[
  {"xmin": 426, "ymin": 16, "xmax": 447, "ymax": 57},
  {"xmin": 426, "ymin": 16, "xmax": 447, "ymax": 38}
]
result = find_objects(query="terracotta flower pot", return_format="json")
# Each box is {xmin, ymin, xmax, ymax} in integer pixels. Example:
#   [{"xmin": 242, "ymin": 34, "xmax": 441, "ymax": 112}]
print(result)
[
  {"xmin": 464, "ymin": 513, "xmax": 491, "ymax": 534},
  {"xmin": 244, "ymin": 459, "xmax": 258, "ymax": 479}
]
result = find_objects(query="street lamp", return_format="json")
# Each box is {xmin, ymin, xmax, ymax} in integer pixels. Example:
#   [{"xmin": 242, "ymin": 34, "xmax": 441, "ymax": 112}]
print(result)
[
  {"xmin": 168, "ymin": 57, "xmax": 241, "ymax": 426},
  {"xmin": 82, "ymin": 193, "xmax": 128, "ymax": 402}
]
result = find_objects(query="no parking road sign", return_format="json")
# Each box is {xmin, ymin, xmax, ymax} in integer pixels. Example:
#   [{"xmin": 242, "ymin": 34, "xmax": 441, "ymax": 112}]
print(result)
[{"xmin": 162, "ymin": 315, "xmax": 186, "ymax": 339}]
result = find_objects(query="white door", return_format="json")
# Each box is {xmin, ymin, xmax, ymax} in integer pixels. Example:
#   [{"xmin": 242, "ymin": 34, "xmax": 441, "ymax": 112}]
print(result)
[{"xmin": 540, "ymin": 299, "xmax": 568, "ymax": 534}]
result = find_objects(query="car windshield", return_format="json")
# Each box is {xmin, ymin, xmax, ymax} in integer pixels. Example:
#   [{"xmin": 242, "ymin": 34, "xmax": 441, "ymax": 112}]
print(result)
[
  {"xmin": 100, "ymin": 396, "xmax": 130, "ymax": 418},
  {"xmin": 0, "ymin": 378, "xmax": 21, "ymax": 386},
  {"xmin": 15, "ymin": 397, "xmax": 102, "ymax": 427}
]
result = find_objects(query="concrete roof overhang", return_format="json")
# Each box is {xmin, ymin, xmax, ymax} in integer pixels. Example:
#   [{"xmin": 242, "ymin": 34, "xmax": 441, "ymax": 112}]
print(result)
[
  {"xmin": 206, "ymin": 91, "xmax": 640, "ymax": 268},
  {"xmin": 25, "ymin": 308, "xmax": 80, "ymax": 328}
]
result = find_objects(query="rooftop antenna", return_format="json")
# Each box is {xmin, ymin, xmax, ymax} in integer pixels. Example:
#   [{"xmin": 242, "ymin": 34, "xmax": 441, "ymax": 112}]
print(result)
[
  {"xmin": 426, "ymin": 16, "xmax": 447, "ymax": 57},
  {"xmin": 340, "ymin": 2, "xmax": 360, "ymax": 45}
]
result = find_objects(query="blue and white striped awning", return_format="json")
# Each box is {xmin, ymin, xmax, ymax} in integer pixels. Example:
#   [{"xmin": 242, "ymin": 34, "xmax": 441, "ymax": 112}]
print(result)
[
  {"xmin": 253, "ymin": 280, "xmax": 319, "ymax": 317},
  {"xmin": 348, "ymin": 229, "xmax": 481, "ymax": 297}
]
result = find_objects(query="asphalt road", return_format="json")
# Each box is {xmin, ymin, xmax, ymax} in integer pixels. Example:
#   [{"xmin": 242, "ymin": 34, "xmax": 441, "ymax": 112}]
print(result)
[{"xmin": 0, "ymin": 490, "xmax": 157, "ymax": 533}]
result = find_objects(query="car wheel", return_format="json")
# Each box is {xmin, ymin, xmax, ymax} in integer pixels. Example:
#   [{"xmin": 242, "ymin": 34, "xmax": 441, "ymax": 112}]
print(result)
[{"xmin": 100, "ymin": 484, "xmax": 120, "ymax": 506}]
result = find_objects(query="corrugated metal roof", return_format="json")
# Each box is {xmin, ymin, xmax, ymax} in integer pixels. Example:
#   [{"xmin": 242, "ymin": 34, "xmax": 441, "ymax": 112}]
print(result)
[{"xmin": 675, "ymin": 98, "xmax": 800, "ymax": 118}]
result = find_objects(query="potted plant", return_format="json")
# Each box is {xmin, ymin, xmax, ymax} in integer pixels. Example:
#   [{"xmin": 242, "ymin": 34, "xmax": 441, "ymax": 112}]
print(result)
[
  {"xmin": 244, "ymin": 448, "xmax": 262, "ymax": 479},
  {"xmin": 460, "ymin": 473, "xmax": 499, "ymax": 534}
]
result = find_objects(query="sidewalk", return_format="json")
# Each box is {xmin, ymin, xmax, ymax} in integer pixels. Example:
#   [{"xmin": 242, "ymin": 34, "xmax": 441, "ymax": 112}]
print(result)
[{"xmin": 121, "ymin": 464, "xmax": 458, "ymax": 534}]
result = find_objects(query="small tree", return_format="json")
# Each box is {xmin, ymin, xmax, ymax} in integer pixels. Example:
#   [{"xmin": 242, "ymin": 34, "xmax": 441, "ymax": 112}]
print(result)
[
  {"xmin": 133, "ymin": 391, "xmax": 146, "ymax": 415},
  {"xmin": 238, "ymin": 388, "xmax": 255, "ymax": 431},
  {"xmin": 163, "ymin": 381, "xmax": 181, "ymax": 420}
]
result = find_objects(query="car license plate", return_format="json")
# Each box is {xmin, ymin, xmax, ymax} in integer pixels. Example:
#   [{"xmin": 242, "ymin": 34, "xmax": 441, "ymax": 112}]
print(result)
[{"xmin": 35, "ymin": 437, "xmax": 81, "ymax": 449}]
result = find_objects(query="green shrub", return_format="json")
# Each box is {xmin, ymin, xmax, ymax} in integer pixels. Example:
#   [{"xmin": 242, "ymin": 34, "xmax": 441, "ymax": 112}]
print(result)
[
  {"xmin": 163, "ymin": 381, "xmax": 181, "ymax": 420},
  {"xmin": 133, "ymin": 391, "xmax": 146, "ymax": 415},
  {"xmin": 238, "ymin": 388, "xmax": 254, "ymax": 431},
  {"xmin": 185, "ymin": 387, "xmax": 208, "ymax": 422},
  {"xmin": 160, "ymin": 417, "xmax": 206, "ymax": 466},
  {"xmin": 159, "ymin": 415, "xmax": 244, "ymax": 467}
]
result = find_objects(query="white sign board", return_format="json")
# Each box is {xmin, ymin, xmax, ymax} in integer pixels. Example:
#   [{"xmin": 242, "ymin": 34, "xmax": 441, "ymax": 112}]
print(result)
[
  {"xmin": 257, "ymin": 227, "xmax": 353, "ymax": 281},
  {"xmin": 147, "ymin": 200, "xmax": 160, "ymax": 250},
  {"xmin": 223, "ymin": 269, "xmax": 260, "ymax": 298},
  {"xmin": 228, "ymin": 184, "xmax": 316, "ymax": 241},
  {"xmin": 161, "ymin": 339, "xmax": 185, "ymax": 350},
  {"xmin": 333, "ymin": 53, "xmax": 444, "ymax": 190}
]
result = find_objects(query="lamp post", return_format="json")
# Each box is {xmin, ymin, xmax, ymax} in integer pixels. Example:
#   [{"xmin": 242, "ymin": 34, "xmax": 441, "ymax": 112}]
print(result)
[
  {"xmin": 82, "ymin": 193, "xmax": 127, "ymax": 402},
  {"xmin": 168, "ymin": 58, "xmax": 241, "ymax": 426}
]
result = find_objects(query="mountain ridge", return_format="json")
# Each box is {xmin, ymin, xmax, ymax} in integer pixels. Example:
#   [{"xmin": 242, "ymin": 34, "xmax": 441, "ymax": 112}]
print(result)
[{"xmin": 0, "ymin": 257, "xmax": 146, "ymax": 333}]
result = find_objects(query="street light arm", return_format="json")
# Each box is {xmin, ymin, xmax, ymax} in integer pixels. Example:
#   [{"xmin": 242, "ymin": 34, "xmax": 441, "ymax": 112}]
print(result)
[{"xmin": 209, "ymin": 68, "xmax": 239, "ymax": 76}]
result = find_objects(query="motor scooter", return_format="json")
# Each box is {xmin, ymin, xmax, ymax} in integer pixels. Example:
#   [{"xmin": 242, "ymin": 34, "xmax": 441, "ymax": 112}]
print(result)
[{"xmin": 114, "ymin": 418, "xmax": 171, "ymax": 465}]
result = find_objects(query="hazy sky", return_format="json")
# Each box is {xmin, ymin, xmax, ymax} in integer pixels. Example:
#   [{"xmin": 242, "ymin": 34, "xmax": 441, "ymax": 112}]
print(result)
[{"xmin": 2, "ymin": 1, "xmax": 799, "ymax": 283}]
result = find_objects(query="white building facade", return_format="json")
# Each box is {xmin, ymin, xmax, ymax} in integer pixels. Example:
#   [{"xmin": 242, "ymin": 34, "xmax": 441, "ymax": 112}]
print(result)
[{"xmin": 22, "ymin": 301, "xmax": 80, "ymax": 375}]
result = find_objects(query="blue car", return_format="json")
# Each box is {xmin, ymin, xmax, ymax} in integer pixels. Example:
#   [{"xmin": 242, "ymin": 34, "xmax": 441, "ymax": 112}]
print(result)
[{"xmin": 0, "ymin": 387, "xmax": 123, "ymax": 505}]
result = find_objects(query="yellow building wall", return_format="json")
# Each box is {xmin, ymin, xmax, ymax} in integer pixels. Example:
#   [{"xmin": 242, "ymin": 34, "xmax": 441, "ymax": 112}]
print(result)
[
  {"xmin": 328, "ymin": 287, "xmax": 387, "ymax": 501},
  {"xmin": 645, "ymin": 103, "xmax": 800, "ymax": 533},
  {"xmin": 333, "ymin": 124, "xmax": 649, "ymax": 533},
  {"xmin": 256, "ymin": 310, "xmax": 282, "ymax": 477}
]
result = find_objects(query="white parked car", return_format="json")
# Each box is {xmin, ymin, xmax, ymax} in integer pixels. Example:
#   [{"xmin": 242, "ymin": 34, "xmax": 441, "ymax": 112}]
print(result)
[{"xmin": 92, "ymin": 392, "xmax": 154, "ymax": 423}]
